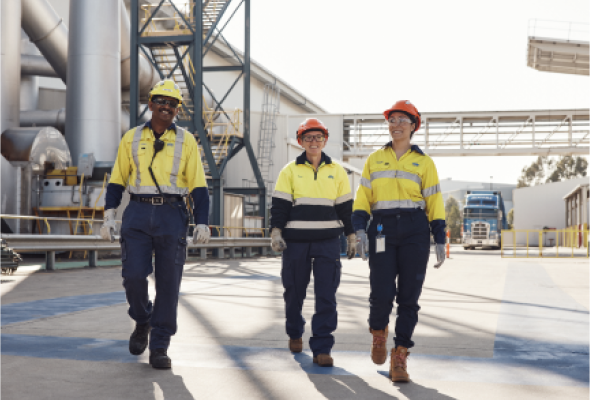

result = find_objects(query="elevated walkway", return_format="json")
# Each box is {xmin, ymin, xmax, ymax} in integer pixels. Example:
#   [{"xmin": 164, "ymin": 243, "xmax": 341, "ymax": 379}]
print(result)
[{"xmin": 343, "ymin": 109, "xmax": 589, "ymax": 157}]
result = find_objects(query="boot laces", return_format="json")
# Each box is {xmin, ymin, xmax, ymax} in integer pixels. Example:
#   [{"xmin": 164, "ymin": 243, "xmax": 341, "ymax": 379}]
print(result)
[{"xmin": 372, "ymin": 335, "xmax": 387, "ymax": 349}]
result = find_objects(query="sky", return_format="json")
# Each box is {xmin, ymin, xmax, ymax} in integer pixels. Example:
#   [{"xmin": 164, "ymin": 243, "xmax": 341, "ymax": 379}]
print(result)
[{"xmin": 218, "ymin": 0, "xmax": 589, "ymax": 185}]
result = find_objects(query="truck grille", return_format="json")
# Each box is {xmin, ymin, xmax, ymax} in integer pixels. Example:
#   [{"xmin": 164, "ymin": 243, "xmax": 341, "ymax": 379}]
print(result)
[{"xmin": 472, "ymin": 222, "xmax": 489, "ymax": 239}]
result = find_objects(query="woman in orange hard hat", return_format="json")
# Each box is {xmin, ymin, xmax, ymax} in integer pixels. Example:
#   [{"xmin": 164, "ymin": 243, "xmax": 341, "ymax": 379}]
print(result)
[
  {"xmin": 352, "ymin": 100, "xmax": 446, "ymax": 382},
  {"xmin": 270, "ymin": 118, "xmax": 356, "ymax": 367}
]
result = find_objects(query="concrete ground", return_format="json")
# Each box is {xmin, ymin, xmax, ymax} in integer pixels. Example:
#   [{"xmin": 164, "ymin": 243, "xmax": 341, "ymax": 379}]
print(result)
[{"xmin": 2, "ymin": 245, "xmax": 588, "ymax": 399}]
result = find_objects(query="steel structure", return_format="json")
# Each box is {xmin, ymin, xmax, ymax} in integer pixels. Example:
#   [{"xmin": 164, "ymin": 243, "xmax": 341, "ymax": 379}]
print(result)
[
  {"xmin": 128, "ymin": 0, "xmax": 265, "ymax": 231},
  {"xmin": 343, "ymin": 109, "xmax": 590, "ymax": 157},
  {"xmin": 526, "ymin": 20, "xmax": 589, "ymax": 76}
]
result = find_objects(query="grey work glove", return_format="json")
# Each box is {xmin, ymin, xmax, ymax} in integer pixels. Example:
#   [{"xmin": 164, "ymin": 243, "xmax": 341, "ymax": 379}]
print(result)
[
  {"xmin": 271, "ymin": 228, "xmax": 287, "ymax": 252},
  {"xmin": 192, "ymin": 224, "xmax": 210, "ymax": 244},
  {"xmin": 434, "ymin": 243, "xmax": 446, "ymax": 268},
  {"xmin": 346, "ymin": 233, "xmax": 356, "ymax": 259},
  {"xmin": 355, "ymin": 230, "xmax": 368, "ymax": 261},
  {"xmin": 100, "ymin": 209, "xmax": 117, "ymax": 242}
]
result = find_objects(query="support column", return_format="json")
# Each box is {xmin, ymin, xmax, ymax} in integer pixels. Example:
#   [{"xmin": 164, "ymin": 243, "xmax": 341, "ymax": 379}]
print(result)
[
  {"xmin": 88, "ymin": 250, "xmax": 98, "ymax": 267},
  {"xmin": 46, "ymin": 251, "xmax": 55, "ymax": 271}
]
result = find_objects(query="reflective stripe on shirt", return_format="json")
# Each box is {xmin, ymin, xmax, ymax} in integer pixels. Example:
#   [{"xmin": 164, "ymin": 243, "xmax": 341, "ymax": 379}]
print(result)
[
  {"xmin": 371, "ymin": 199, "xmax": 426, "ymax": 211},
  {"xmin": 370, "ymin": 169, "xmax": 422, "ymax": 186},
  {"xmin": 422, "ymin": 184, "xmax": 441, "ymax": 198}
]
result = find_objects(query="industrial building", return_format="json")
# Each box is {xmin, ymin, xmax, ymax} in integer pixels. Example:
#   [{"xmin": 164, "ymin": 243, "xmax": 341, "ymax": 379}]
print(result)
[{"xmin": 1, "ymin": 0, "xmax": 588, "ymax": 240}]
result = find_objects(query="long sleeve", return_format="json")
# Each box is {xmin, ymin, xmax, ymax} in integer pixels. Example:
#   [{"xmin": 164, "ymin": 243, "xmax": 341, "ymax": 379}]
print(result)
[
  {"xmin": 352, "ymin": 156, "xmax": 373, "ymax": 232},
  {"xmin": 270, "ymin": 166, "xmax": 293, "ymax": 230},
  {"xmin": 421, "ymin": 159, "xmax": 446, "ymax": 244},
  {"xmin": 334, "ymin": 167, "xmax": 354, "ymax": 236}
]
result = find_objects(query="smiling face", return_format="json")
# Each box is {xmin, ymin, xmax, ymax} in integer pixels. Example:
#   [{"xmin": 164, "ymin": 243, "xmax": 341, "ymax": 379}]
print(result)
[
  {"xmin": 387, "ymin": 111, "xmax": 415, "ymax": 143},
  {"xmin": 148, "ymin": 95, "xmax": 179, "ymax": 125},
  {"xmin": 299, "ymin": 130, "xmax": 328, "ymax": 157}
]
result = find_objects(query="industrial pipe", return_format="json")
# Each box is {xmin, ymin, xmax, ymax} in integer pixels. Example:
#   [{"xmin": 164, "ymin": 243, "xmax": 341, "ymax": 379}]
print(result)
[
  {"xmin": 20, "ymin": 109, "xmax": 66, "ymax": 133},
  {"xmin": 2, "ymin": 0, "xmax": 22, "ymax": 233},
  {"xmin": 20, "ymin": 54, "xmax": 58, "ymax": 77},
  {"xmin": 21, "ymin": 0, "xmax": 68, "ymax": 82},
  {"xmin": 66, "ymin": 1, "xmax": 121, "ymax": 166},
  {"xmin": 120, "ymin": 0, "xmax": 159, "ymax": 96}
]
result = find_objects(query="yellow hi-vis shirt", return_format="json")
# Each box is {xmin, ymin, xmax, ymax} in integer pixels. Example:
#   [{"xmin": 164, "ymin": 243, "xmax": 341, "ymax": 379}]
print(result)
[
  {"xmin": 270, "ymin": 151, "xmax": 354, "ymax": 241},
  {"xmin": 109, "ymin": 123, "xmax": 207, "ymax": 195},
  {"xmin": 352, "ymin": 144, "xmax": 446, "ymax": 242}
]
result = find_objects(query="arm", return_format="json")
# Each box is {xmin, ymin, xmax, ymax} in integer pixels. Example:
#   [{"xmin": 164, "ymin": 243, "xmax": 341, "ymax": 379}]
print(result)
[
  {"xmin": 186, "ymin": 135, "xmax": 209, "ymax": 225},
  {"xmin": 351, "ymin": 156, "xmax": 373, "ymax": 232},
  {"xmin": 105, "ymin": 133, "xmax": 132, "ymax": 210},
  {"xmin": 334, "ymin": 167, "xmax": 354, "ymax": 236},
  {"xmin": 270, "ymin": 166, "xmax": 293, "ymax": 230},
  {"xmin": 422, "ymin": 159, "xmax": 446, "ymax": 244}
]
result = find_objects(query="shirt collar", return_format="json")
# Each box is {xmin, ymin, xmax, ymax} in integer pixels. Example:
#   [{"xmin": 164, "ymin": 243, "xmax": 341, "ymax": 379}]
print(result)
[
  {"xmin": 384, "ymin": 142, "xmax": 425, "ymax": 156},
  {"xmin": 296, "ymin": 151, "xmax": 332, "ymax": 165},
  {"xmin": 144, "ymin": 120, "xmax": 177, "ymax": 135}
]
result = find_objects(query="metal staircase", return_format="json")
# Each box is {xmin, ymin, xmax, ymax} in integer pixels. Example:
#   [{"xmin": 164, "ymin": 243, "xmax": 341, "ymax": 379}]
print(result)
[{"xmin": 140, "ymin": 1, "xmax": 241, "ymax": 177}]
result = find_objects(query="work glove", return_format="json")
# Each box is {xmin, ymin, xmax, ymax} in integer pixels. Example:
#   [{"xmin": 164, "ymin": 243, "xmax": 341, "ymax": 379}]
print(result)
[
  {"xmin": 271, "ymin": 228, "xmax": 287, "ymax": 252},
  {"xmin": 355, "ymin": 230, "xmax": 368, "ymax": 261},
  {"xmin": 434, "ymin": 243, "xmax": 446, "ymax": 268},
  {"xmin": 346, "ymin": 233, "xmax": 356, "ymax": 259},
  {"xmin": 192, "ymin": 224, "xmax": 210, "ymax": 244},
  {"xmin": 100, "ymin": 209, "xmax": 116, "ymax": 242}
]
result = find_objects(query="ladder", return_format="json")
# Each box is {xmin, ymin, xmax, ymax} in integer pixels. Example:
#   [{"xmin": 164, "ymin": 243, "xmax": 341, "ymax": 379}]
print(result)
[{"xmin": 257, "ymin": 82, "xmax": 280, "ymax": 199}]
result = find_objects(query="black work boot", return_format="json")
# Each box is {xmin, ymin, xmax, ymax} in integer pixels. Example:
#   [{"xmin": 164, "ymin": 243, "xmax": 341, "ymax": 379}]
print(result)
[
  {"xmin": 129, "ymin": 322, "xmax": 151, "ymax": 355},
  {"xmin": 149, "ymin": 348, "xmax": 172, "ymax": 369}
]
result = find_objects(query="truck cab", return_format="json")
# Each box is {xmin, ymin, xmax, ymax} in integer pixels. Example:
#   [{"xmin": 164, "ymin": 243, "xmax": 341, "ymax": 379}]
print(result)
[{"xmin": 462, "ymin": 191, "xmax": 508, "ymax": 250}]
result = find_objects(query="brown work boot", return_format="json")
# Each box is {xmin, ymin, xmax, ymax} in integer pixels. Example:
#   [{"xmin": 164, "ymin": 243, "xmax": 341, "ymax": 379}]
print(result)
[
  {"xmin": 312, "ymin": 353, "xmax": 334, "ymax": 367},
  {"xmin": 369, "ymin": 326, "xmax": 388, "ymax": 364},
  {"xmin": 289, "ymin": 338, "xmax": 303, "ymax": 353},
  {"xmin": 389, "ymin": 346, "xmax": 410, "ymax": 382}
]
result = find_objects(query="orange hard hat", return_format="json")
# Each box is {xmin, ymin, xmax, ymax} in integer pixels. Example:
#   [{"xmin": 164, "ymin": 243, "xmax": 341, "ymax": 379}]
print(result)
[
  {"xmin": 383, "ymin": 100, "xmax": 421, "ymax": 132},
  {"xmin": 296, "ymin": 118, "xmax": 329, "ymax": 137}
]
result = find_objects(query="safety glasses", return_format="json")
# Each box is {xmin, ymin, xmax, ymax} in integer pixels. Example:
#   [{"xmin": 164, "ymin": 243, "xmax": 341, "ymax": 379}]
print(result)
[
  {"xmin": 301, "ymin": 134, "xmax": 326, "ymax": 142},
  {"xmin": 152, "ymin": 97, "xmax": 180, "ymax": 108},
  {"xmin": 387, "ymin": 117, "xmax": 413, "ymax": 126}
]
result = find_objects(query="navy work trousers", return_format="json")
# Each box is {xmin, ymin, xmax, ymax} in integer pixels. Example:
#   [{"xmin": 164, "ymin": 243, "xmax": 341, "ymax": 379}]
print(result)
[
  {"xmin": 368, "ymin": 211, "xmax": 430, "ymax": 349},
  {"xmin": 281, "ymin": 237, "xmax": 342, "ymax": 356},
  {"xmin": 120, "ymin": 200, "xmax": 188, "ymax": 350}
]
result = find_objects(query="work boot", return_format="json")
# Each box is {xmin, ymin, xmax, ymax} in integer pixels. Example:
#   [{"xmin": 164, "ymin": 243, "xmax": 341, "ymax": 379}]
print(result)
[
  {"xmin": 369, "ymin": 326, "xmax": 388, "ymax": 365},
  {"xmin": 149, "ymin": 348, "xmax": 172, "ymax": 369},
  {"xmin": 389, "ymin": 346, "xmax": 410, "ymax": 382},
  {"xmin": 129, "ymin": 322, "xmax": 151, "ymax": 355},
  {"xmin": 289, "ymin": 338, "xmax": 303, "ymax": 353},
  {"xmin": 313, "ymin": 353, "xmax": 334, "ymax": 367}
]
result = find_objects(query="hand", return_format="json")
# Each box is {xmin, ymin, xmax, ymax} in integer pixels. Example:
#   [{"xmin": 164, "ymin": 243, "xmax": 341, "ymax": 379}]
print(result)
[
  {"xmin": 193, "ymin": 224, "xmax": 210, "ymax": 244},
  {"xmin": 346, "ymin": 233, "xmax": 356, "ymax": 259},
  {"xmin": 355, "ymin": 230, "xmax": 368, "ymax": 261},
  {"xmin": 100, "ymin": 209, "xmax": 116, "ymax": 242},
  {"xmin": 434, "ymin": 243, "xmax": 446, "ymax": 268},
  {"xmin": 271, "ymin": 228, "xmax": 287, "ymax": 252}
]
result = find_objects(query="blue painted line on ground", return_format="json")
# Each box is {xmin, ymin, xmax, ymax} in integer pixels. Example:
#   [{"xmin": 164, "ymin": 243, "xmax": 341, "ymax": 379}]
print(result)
[
  {"xmin": 1, "ymin": 333, "xmax": 587, "ymax": 386},
  {"xmin": 1, "ymin": 291, "xmax": 126, "ymax": 326}
]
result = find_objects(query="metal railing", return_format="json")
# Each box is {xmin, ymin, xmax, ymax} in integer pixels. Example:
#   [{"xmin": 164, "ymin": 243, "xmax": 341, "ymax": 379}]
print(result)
[{"xmin": 501, "ymin": 229, "xmax": 589, "ymax": 258}]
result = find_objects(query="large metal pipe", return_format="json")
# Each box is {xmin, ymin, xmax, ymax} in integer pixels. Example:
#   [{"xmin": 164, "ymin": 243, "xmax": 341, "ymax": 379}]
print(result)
[
  {"xmin": 120, "ymin": 0, "xmax": 159, "ymax": 96},
  {"xmin": 20, "ymin": 54, "xmax": 58, "ymax": 77},
  {"xmin": 21, "ymin": 0, "xmax": 68, "ymax": 82},
  {"xmin": 20, "ymin": 35, "xmax": 40, "ymax": 111},
  {"xmin": 2, "ymin": 0, "xmax": 22, "ymax": 232},
  {"xmin": 66, "ymin": 1, "xmax": 121, "ymax": 166},
  {"xmin": 20, "ymin": 108, "xmax": 145, "ymax": 136},
  {"xmin": 20, "ymin": 109, "xmax": 66, "ymax": 133}
]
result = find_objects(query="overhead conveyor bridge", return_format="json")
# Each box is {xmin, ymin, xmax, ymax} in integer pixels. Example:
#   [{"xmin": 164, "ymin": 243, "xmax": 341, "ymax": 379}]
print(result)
[{"xmin": 343, "ymin": 109, "xmax": 589, "ymax": 157}]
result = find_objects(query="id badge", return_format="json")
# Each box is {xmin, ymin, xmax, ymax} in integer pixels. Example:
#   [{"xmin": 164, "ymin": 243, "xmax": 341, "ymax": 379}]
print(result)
[
  {"xmin": 375, "ymin": 224, "xmax": 385, "ymax": 253},
  {"xmin": 376, "ymin": 235, "xmax": 385, "ymax": 253}
]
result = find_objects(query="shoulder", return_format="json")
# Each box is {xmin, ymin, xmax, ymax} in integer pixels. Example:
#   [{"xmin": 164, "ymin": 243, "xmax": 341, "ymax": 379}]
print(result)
[
  {"xmin": 280, "ymin": 161, "xmax": 297, "ymax": 174},
  {"xmin": 176, "ymin": 127, "xmax": 197, "ymax": 144}
]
